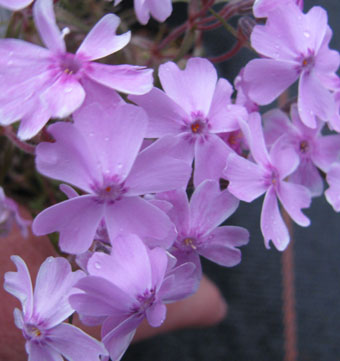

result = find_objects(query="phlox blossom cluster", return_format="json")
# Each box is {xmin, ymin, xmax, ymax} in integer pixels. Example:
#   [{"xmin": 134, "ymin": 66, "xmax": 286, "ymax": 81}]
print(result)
[{"xmin": 2, "ymin": 0, "xmax": 340, "ymax": 360}]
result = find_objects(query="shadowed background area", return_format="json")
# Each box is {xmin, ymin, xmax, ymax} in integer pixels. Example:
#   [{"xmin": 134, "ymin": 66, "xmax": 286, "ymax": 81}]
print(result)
[{"xmin": 124, "ymin": 1, "xmax": 340, "ymax": 360}]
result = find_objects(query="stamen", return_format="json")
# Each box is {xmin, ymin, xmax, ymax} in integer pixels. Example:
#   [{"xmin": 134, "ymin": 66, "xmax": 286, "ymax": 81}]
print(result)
[
  {"xmin": 184, "ymin": 238, "xmax": 197, "ymax": 250},
  {"xmin": 299, "ymin": 140, "xmax": 309, "ymax": 153},
  {"xmin": 191, "ymin": 122, "xmax": 201, "ymax": 133}
]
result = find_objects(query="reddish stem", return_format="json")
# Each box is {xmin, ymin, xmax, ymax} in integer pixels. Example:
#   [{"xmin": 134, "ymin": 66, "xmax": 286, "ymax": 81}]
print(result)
[{"xmin": 3, "ymin": 126, "xmax": 35, "ymax": 155}]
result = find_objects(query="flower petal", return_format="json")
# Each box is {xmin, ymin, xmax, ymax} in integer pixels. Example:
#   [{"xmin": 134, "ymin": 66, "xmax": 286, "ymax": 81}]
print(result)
[
  {"xmin": 125, "ymin": 139, "xmax": 192, "ymax": 195},
  {"xmin": 4, "ymin": 255, "xmax": 33, "ymax": 318},
  {"xmin": 159, "ymin": 58, "xmax": 217, "ymax": 116},
  {"xmin": 199, "ymin": 226, "xmax": 249, "ymax": 267},
  {"xmin": 261, "ymin": 186, "xmax": 289, "ymax": 251},
  {"xmin": 32, "ymin": 195, "xmax": 105, "ymax": 254},
  {"xmin": 244, "ymin": 59, "xmax": 298, "ymax": 105},
  {"xmin": 77, "ymin": 14, "xmax": 130, "ymax": 61},
  {"xmin": 190, "ymin": 180, "xmax": 239, "ymax": 236},
  {"xmin": 33, "ymin": 0, "xmax": 65, "ymax": 52},
  {"xmin": 194, "ymin": 134, "xmax": 232, "ymax": 187},
  {"xmin": 325, "ymin": 163, "xmax": 340, "ymax": 212},
  {"xmin": 104, "ymin": 197, "xmax": 175, "ymax": 249},
  {"xmin": 36, "ymin": 122, "xmax": 101, "ymax": 192},
  {"xmin": 40, "ymin": 74, "xmax": 86, "ymax": 119},
  {"xmin": 33, "ymin": 257, "xmax": 84, "ymax": 327},
  {"xmin": 276, "ymin": 181, "xmax": 311, "ymax": 227},
  {"xmin": 47, "ymin": 323, "xmax": 107, "ymax": 361},
  {"xmin": 27, "ymin": 342, "xmax": 63, "ymax": 361},
  {"xmin": 74, "ymin": 103, "xmax": 147, "ymax": 182},
  {"xmin": 85, "ymin": 63, "xmax": 153, "ymax": 95},
  {"xmin": 129, "ymin": 87, "xmax": 188, "ymax": 138},
  {"xmin": 224, "ymin": 153, "xmax": 267, "ymax": 202},
  {"xmin": 145, "ymin": 301, "xmax": 166, "ymax": 327}
]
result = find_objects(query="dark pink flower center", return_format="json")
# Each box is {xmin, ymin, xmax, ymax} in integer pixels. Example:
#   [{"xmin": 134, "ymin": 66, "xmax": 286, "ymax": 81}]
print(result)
[
  {"xmin": 299, "ymin": 140, "xmax": 310, "ymax": 154},
  {"xmin": 59, "ymin": 53, "xmax": 84, "ymax": 75},
  {"xmin": 23, "ymin": 323, "xmax": 45, "ymax": 342},
  {"xmin": 131, "ymin": 289, "xmax": 156, "ymax": 315}
]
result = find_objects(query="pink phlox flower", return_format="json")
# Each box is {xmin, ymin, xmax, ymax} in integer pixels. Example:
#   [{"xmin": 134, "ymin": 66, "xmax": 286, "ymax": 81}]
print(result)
[
  {"xmin": 70, "ymin": 233, "xmax": 197, "ymax": 361},
  {"xmin": 0, "ymin": 187, "xmax": 31, "ymax": 238},
  {"xmin": 0, "ymin": 0, "xmax": 33, "ymax": 10},
  {"xmin": 32, "ymin": 103, "xmax": 192, "ymax": 254},
  {"xmin": 223, "ymin": 112, "xmax": 311, "ymax": 250},
  {"xmin": 263, "ymin": 104, "xmax": 340, "ymax": 197},
  {"xmin": 114, "ymin": 0, "xmax": 172, "ymax": 25},
  {"xmin": 244, "ymin": 2, "xmax": 340, "ymax": 128},
  {"xmin": 156, "ymin": 180, "xmax": 249, "ymax": 277},
  {"xmin": 3, "ymin": 255, "xmax": 107, "ymax": 360},
  {"xmin": 325, "ymin": 162, "xmax": 340, "ymax": 211},
  {"xmin": 253, "ymin": 0, "xmax": 303, "ymax": 18},
  {"xmin": 0, "ymin": 0, "xmax": 153, "ymax": 140},
  {"xmin": 130, "ymin": 57, "xmax": 248, "ymax": 186}
]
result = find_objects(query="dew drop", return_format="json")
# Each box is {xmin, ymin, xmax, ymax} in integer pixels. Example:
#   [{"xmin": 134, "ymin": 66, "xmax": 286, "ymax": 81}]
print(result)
[
  {"xmin": 94, "ymin": 261, "xmax": 101, "ymax": 270},
  {"xmin": 117, "ymin": 163, "xmax": 123, "ymax": 169},
  {"xmin": 89, "ymin": 132, "xmax": 94, "ymax": 137},
  {"xmin": 64, "ymin": 87, "xmax": 73, "ymax": 93},
  {"xmin": 303, "ymin": 31, "xmax": 310, "ymax": 38}
]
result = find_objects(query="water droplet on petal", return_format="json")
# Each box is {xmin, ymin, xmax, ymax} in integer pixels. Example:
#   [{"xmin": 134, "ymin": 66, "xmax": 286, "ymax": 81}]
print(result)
[
  {"xmin": 117, "ymin": 163, "xmax": 123, "ymax": 169},
  {"xmin": 104, "ymin": 136, "xmax": 110, "ymax": 142},
  {"xmin": 64, "ymin": 87, "xmax": 73, "ymax": 93},
  {"xmin": 7, "ymin": 60, "xmax": 13, "ymax": 65},
  {"xmin": 303, "ymin": 31, "xmax": 310, "ymax": 38},
  {"xmin": 89, "ymin": 132, "xmax": 94, "ymax": 137},
  {"xmin": 94, "ymin": 261, "xmax": 101, "ymax": 270}
]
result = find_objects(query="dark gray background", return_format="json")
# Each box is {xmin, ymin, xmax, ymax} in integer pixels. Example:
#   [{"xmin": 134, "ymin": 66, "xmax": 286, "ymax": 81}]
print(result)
[{"xmin": 124, "ymin": 1, "xmax": 340, "ymax": 360}]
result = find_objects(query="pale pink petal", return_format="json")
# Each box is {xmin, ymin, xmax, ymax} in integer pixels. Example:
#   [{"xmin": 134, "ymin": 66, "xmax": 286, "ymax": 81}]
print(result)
[
  {"xmin": 199, "ymin": 226, "xmax": 249, "ymax": 267},
  {"xmin": 85, "ymin": 63, "xmax": 153, "ymax": 95},
  {"xmin": 32, "ymin": 195, "xmax": 105, "ymax": 254},
  {"xmin": 243, "ymin": 112, "xmax": 271, "ymax": 167},
  {"xmin": 17, "ymin": 99, "xmax": 51, "ymax": 140},
  {"xmin": 102, "ymin": 316, "xmax": 140, "ymax": 361},
  {"xmin": 148, "ymin": 247, "xmax": 168, "ymax": 289},
  {"xmin": 298, "ymin": 71, "xmax": 336, "ymax": 128},
  {"xmin": 47, "ymin": 323, "xmax": 107, "ymax": 361},
  {"xmin": 36, "ymin": 122, "xmax": 101, "ymax": 192},
  {"xmin": 4, "ymin": 255, "xmax": 33, "ymax": 318},
  {"xmin": 104, "ymin": 197, "xmax": 175, "ymax": 249},
  {"xmin": 59, "ymin": 184, "xmax": 78, "ymax": 199},
  {"xmin": 325, "ymin": 163, "xmax": 340, "ymax": 211},
  {"xmin": 40, "ymin": 74, "xmax": 86, "ymax": 118},
  {"xmin": 159, "ymin": 262, "xmax": 198, "ymax": 302},
  {"xmin": 89, "ymin": 234, "xmax": 153, "ymax": 295},
  {"xmin": 305, "ymin": 6, "xmax": 328, "ymax": 54},
  {"xmin": 77, "ymin": 14, "xmax": 130, "ymax": 61},
  {"xmin": 244, "ymin": 59, "xmax": 298, "ymax": 105},
  {"xmin": 33, "ymin": 0, "xmax": 65, "ymax": 53},
  {"xmin": 145, "ymin": 301, "xmax": 166, "ymax": 327},
  {"xmin": 129, "ymin": 87, "xmax": 188, "ymax": 138},
  {"xmin": 269, "ymin": 138, "xmax": 300, "ymax": 179},
  {"xmin": 74, "ymin": 103, "xmax": 147, "ymax": 181},
  {"xmin": 134, "ymin": 0, "xmax": 150, "ymax": 24},
  {"xmin": 33, "ymin": 257, "xmax": 84, "ymax": 327},
  {"xmin": 0, "ymin": 0, "xmax": 33, "ymax": 10},
  {"xmin": 314, "ymin": 29, "xmax": 340, "ymax": 74},
  {"xmin": 148, "ymin": 0, "xmax": 172, "ymax": 22},
  {"xmin": 290, "ymin": 159, "xmax": 323, "ymax": 197},
  {"xmin": 125, "ymin": 144, "xmax": 191, "ymax": 196},
  {"xmin": 263, "ymin": 108, "xmax": 293, "ymax": 146},
  {"xmin": 312, "ymin": 134, "xmax": 340, "ymax": 172},
  {"xmin": 159, "ymin": 58, "xmax": 217, "ymax": 116},
  {"xmin": 27, "ymin": 342, "xmax": 63, "ymax": 361},
  {"xmin": 277, "ymin": 181, "xmax": 311, "ymax": 226},
  {"xmin": 70, "ymin": 276, "xmax": 134, "ymax": 316},
  {"xmin": 76, "ymin": 76, "xmax": 123, "ymax": 112},
  {"xmin": 156, "ymin": 189, "xmax": 190, "ymax": 235},
  {"xmin": 194, "ymin": 134, "xmax": 232, "ymax": 187},
  {"xmin": 190, "ymin": 180, "xmax": 239, "ymax": 236},
  {"xmin": 261, "ymin": 186, "xmax": 289, "ymax": 251},
  {"xmin": 224, "ymin": 153, "xmax": 268, "ymax": 202}
]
